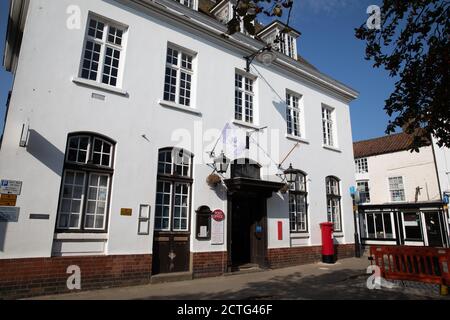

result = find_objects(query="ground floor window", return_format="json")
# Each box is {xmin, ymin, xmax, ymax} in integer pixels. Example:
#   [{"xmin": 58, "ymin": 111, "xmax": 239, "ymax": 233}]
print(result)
[
  {"xmin": 56, "ymin": 133, "xmax": 114, "ymax": 232},
  {"xmin": 289, "ymin": 193, "xmax": 307, "ymax": 232},
  {"xmin": 361, "ymin": 212, "xmax": 394, "ymax": 239},
  {"xmin": 402, "ymin": 212, "xmax": 423, "ymax": 240}
]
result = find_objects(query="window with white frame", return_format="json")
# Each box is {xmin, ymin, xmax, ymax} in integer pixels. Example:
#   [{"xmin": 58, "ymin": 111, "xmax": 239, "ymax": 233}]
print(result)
[
  {"xmin": 154, "ymin": 148, "xmax": 193, "ymax": 231},
  {"xmin": 322, "ymin": 106, "xmax": 335, "ymax": 147},
  {"xmin": 164, "ymin": 46, "xmax": 195, "ymax": 107},
  {"xmin": 289, "ymin": 171, "xmax": 308, "ymax": 232},
  {"xmin": 174, "ymin": 0, "xmax": 196, "ymax": 9},
  {"xmin": 80, "ymin": 16, "xmax": 126, "ymax": 87},
  {"xmin": 286, "ymin": 91, "xmax": 302, "ymax": 137},
  {"xmin": 56, "ymin": 134, "xmax": 115, "ymax": 232},
  {"xmin": 326, "ymin": 176, "xmax": 342, "ymax": 232},
  {"xmin": 355, "ymin": 158, "xmax": 369, "ymax": 174},
  {"xmin": 357, "ymin": 181, "xmax": 371, "ymax": 204},
  {"xmin": 235, "ymin": 73, "xmax": 255, "ymax": 123},
  {"xmin": 361, "ymin": 212, "xmax": 394, "ymax": 239},
  {"xmin": 389, "ymin": 176, "xmax": 405, "ymax": 202}
]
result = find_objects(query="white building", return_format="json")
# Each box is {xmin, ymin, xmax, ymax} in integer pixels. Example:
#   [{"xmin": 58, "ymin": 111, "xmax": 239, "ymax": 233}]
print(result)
[
  {"xmin": 353, "ymin": 133, "xmax": 450, "ymax": 248},
  {"xmin": 0, "ymin": 0, "xmax": 358, "ymax": 298}
]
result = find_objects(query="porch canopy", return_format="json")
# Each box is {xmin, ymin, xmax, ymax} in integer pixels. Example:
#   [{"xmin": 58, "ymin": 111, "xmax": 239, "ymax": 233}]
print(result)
[{"xmin": 224, "ymin": 177, "xmax": 285, "ymax": 198}]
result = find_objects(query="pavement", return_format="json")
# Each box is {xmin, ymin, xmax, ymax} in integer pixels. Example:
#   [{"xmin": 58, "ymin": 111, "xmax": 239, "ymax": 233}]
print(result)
[{"xmin": 31, "ymin": 257, "xmax": 449, "ymax": 300}]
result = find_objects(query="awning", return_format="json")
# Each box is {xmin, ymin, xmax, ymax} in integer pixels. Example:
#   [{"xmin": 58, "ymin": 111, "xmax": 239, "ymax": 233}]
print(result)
[{"xmin": 224, "ymin": 177, "xmax": 285, "ymax": 198}]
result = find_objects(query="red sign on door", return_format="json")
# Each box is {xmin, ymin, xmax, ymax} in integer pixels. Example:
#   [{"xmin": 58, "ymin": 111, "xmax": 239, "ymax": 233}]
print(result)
[{"xmin": 212, "ymin": 209, "xmax": 225, "ymax": 222}]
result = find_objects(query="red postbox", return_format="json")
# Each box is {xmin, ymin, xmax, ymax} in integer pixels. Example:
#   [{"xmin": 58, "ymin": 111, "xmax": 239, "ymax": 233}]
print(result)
[{"xmin": 320, "ymin": 222, "xmax": 335, "ymax": 264}]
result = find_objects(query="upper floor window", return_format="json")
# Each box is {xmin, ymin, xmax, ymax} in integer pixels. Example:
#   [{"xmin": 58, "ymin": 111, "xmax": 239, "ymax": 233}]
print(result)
[
  {"xmin": 286, "ymin": 91, "xmax": 303, "ymax": 137},
  {"xmin": 235, "ymin": 72, "xmax": 255, "ymax": 123},
  {"xmin": 80, "ymin": 16, "xmax": 127, "ymax": 87},
  {"xmin": 164, "ymin": 46, "xmax": 195, "ymax": 107},
  {"xmin": 389, "ymin": 176, "xmax": 405, "ymax": 202},
  {"xmin": 155, "ymin": 148, "xmax": 193, "ymax": 231},
  {"xmin": 57, "ymin": 133, "xmax": 115, "ymax": 232},
  {"xmin": 357, "ymin": 181, "xmax": 371, "ymax": 204},
  {"xmin": 322, "ymin": 105, "xmax": 335, "ymax": 147},
  {"xmin": 175, "ymin": 0, "xmax": 197, "ymax": 10},
  {"xmin": 289, "ymin": 171, "xmax": 308, "ymax": 232},
  {"xmin": 355, "ymin": 158, "xmax": 369, "ymax": 174},
  {"xmin": 326, "ymin": 176, "xmax": 342, "ymax": 232}
]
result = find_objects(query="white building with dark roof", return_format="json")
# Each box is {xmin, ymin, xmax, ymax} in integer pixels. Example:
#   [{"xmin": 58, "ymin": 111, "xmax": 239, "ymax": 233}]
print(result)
[
  {"xmin": 353, "ymin": 133, "xmax": 450, "ymax": 249},
  {"xmin": 0, "ymin": 0, "xmax": 358, "ymax": 298}
]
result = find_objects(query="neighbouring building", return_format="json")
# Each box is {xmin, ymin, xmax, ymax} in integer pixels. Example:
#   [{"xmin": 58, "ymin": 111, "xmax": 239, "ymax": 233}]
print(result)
[
  {"xmin": 353, "ymin": 133, "xmax": 450, "ymax": 249},
  {"xmin": 0, "ymin": 0, "xmax": 358, "ymax": 298}
]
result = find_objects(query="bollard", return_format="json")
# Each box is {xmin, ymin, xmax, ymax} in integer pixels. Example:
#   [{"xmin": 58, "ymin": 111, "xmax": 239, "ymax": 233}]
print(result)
[{"xmin": 440, "ymin": 284, "xmax": 448, "ymax": 296}]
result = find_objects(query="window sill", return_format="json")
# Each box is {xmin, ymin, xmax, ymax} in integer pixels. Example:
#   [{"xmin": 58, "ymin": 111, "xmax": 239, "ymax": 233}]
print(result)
[
  {"xmin": 286, "ymin": 134, "xmax": 309, "ymax": 144},
  {"xmin": 333, "ymin": 233, "xmax": 344, "ymax": 238},
  {"xmin": 290, "ymin": 233, "xmax": 310, "ymax": 239},
  {"xmin": 323, "ymin": 145, "xmax": 342, "ymax": 153},
  {"xmin": 232, "ymin": 120, "xmax": 262, "ymax": 130},
  {"xmin": 54, "ymin": 233, "xmax": 108, "ymax": 241},
  {"xmin": 72, "ymin": 77, "xmax": 129, "ymax": 97},
  {"xmin": 158, "ymin": 100, "xmax": 202, "ymax": 116}
]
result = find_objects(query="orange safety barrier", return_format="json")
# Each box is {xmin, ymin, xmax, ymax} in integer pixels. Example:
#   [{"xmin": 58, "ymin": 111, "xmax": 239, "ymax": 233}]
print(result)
[{"xmin": 369, "ymin": 246, "xmax": 450, "ymax": 286}]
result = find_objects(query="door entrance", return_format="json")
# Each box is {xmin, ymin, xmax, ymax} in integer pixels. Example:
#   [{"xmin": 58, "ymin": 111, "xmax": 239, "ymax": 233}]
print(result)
[
  {"xmin": 230, "ymin": 194, "xmax": 267, "ymax": 269},
  {"xmin": 424, "ymin": 212, "xmax": 444, "ymax": 247}
]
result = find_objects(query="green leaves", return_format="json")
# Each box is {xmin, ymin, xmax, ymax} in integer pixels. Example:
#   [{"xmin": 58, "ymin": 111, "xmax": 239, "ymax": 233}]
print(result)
[
  {"xmin": 355, "ymin": 0, "xmax": 450, "ymax": 149},
  {"xmin": 226, "ymin": 0, "xmax": 294, "ymax": 35}
]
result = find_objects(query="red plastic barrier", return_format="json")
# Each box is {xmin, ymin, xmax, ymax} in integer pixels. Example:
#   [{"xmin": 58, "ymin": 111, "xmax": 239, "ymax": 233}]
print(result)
[{"xmin": 370, "ymin": 245, "xmax": 450, "ymax": 285}]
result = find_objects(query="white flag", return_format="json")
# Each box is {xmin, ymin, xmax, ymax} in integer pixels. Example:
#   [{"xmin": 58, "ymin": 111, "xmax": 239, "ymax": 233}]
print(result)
[{"xmin": 222, "ymin": 122, "xmax": 247, "ymax": 159}]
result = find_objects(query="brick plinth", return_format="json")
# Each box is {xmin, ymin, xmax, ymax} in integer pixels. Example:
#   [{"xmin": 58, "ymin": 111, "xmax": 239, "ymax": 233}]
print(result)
[
  {"xmin": 267, "ymin": 244, "xmax": 355, "ymax": 269},
  {"xmin": 192, "ymin": 251, "xmax": 227, "ymax": 279},
  {"xmin": 0, "ymin": 254, "xmax": 152, "ymax": 300}
]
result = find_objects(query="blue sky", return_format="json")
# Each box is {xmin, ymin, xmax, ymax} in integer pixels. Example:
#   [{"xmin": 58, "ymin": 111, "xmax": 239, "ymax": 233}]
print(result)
[{"xmin": 0, "ymin": 0, "xmax": 395, "ymax": 142}]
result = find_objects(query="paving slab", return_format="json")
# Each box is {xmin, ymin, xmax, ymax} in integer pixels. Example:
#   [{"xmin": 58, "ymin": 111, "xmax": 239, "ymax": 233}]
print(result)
[{"xmin": 30, "ymin": 257, "xmax": 449, "ymax": 300}]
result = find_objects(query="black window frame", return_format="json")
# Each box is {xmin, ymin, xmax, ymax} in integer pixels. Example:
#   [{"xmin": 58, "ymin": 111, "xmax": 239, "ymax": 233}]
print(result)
[
  {"xmin": 154, "ymin": 147, "xmax": 194, "ymax": 233},
  {"xmin": 55, "ymin": 132, "xmax": 115, "ymax": 234},
  {"xmin": 326, "ymin": 176, "xmax": 342, "ymax": 232},
  {"xmin": 289, "ymin": 171, "xmax": 308, "ymax": 233}
]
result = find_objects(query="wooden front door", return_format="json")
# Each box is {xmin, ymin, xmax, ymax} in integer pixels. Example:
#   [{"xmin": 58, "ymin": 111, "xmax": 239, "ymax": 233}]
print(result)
[
  {"xmin": 152, "ymin": 147, "xmax": 193, "ymax": 275},
  {"xmin": 230, "ymin": 194, "xmax": 267, "ymax": 268}
]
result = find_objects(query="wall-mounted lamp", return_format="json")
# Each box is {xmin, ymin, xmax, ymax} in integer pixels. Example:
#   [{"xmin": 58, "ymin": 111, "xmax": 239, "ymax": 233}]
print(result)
[
  {"xmin": 213, "ymin": 151, "xmax": 230, "ymax": 174},
  {"xmin": 283, "ymin": 163, "xmax": 300, "ymax": 184},
  {"xmin": 19, "ymin": 124, "xmax": 29, "ymax": 148},
  {"xmin": 244, "ymin": 46, "xmax": 277, "ymax": 72}
]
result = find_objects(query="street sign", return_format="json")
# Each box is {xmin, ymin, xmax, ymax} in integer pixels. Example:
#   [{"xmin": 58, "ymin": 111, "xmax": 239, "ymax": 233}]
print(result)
[
  {"xmin": 0, "ymin": 207, "xmax": 20, "ymax": 222},
  {"xmin": 0, "ymin": 180, "xmax": 22, "ymax": 195},
  {"xmin": 443, "ymin": 193, "xmax": 449, "ymax": 204}
]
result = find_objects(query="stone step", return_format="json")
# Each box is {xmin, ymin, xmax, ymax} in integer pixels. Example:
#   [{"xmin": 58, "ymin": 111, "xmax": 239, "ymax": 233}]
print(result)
[{"xmin": 150, "ymin": 271, "xmax": 193, "ymax": 284}]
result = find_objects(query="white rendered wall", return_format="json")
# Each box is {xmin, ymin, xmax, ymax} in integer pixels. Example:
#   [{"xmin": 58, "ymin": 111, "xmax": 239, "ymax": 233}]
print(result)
[
  {"xmin": 0, "ymin": 0, "xmax": 356, "ymax": 259},
  {"xmin": 356, "ymin": 147, "xmax": 441, "ymax": 205}
]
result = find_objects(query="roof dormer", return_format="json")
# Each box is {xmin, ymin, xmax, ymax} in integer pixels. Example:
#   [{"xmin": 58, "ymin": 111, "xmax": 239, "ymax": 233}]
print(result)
[
  {"xmin": 175, "ymin": 0, "xmax": 199, "ymax": 11},
  {"xmin": 257, "ymin": 21, "xmax": 301, "ymax": 60},
  {"xmin": 210, "ymin": 0, "xmax": 233, "ymax": 24}
]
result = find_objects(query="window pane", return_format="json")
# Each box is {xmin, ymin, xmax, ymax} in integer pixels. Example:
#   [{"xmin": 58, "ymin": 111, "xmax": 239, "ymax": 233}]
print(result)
[
  {"xmin": 404, "ymin": 212, "xmax": 422, "ymax": 240},
  {"xmin": 383, "ymin": 213, "xmax": 393, "ymax": 238},
  {"xmin": 155, "ymin": 181, "xmax": 171, "ymax": 230},
  {"xmin": 81, "ymin": 41, "xmax": 101, "ymax": 81},
  {"xmin": 57, "ymin": 170, "xmax": 86, "ymax": 229},
  {"xmin": 84, "ymin": 173, "xmax": 109, "ymax": 230},
  {"xmin": 102, "ymin": 47, "xmax": 121, "ymax": 87}
]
